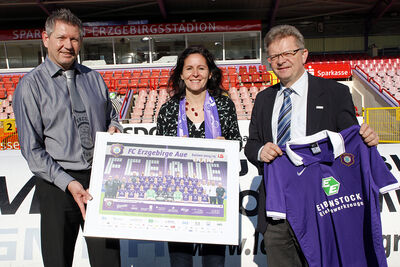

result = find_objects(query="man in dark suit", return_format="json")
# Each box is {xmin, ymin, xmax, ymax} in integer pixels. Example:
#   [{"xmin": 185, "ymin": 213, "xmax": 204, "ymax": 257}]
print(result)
[{"xmin": 244, "ymin": 25, "xmax": 378, "ymax": 267}]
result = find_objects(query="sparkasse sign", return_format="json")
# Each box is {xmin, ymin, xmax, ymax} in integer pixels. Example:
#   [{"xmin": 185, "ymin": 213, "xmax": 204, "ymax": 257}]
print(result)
[{"xmin": 306, "ymin": 63, "xmax": 352, "ymax": 79}]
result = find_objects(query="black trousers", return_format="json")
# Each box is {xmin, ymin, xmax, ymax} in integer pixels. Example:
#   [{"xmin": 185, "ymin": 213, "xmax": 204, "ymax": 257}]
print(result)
[
  {"xmin": 35, "ymin": 170, "xmax": 121, "ymax": 267},
  {"xmin": 263, "ymin": 218, "xmax": 308, "ymax": 267},
  {"xmin": 168, "ymin": 242, "xmax": 225, "ymax": 267}
]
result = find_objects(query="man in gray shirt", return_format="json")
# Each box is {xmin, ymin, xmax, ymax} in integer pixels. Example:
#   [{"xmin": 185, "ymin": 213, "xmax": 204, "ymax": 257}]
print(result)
[{"xmin": 13, "ymin": 9, "xmax": 121, "ymax": 267}]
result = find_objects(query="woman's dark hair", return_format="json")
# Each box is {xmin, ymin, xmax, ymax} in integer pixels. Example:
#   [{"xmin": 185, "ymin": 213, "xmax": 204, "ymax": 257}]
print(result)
[{"xmin": 168, "ymin": 45, "xmax": 223, "ymax": 99}]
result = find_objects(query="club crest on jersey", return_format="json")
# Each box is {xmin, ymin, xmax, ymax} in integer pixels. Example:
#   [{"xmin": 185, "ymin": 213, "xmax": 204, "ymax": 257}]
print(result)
[
  {"xmin": 340, "ymin": 153, "xmax": 355, "ymax": 166},
  {"xmin": 110, "ymin": 144, "xmax": 124, "ymax": 157},
  {"xmin": 322, "ymin": 176, "xmax": 340, "ymax": 196}
]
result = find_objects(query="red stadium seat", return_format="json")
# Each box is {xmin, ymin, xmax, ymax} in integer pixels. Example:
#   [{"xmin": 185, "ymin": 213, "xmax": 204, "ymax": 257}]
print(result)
[
  {"xmin": 103, "ymin": 78, "xmax": 115, "ymax": 91},
  {"xmin": 132, "ymin": 71, "xmax": 141, "ymax": 78},
  {"xmin": 0, "ymin": 89, "xmax": 6, "ymax": 99},
  {"xmin": 259, "ymin": 65, "xmax": 267, "ymax": 72},
  {"xmin": 262, "ymin": 72, "xmax": 272, "ymax": 84},
  {"xmin": 239, "ymin": 66, "xmax": 247, "ymax": 75},
  {"xmin": 128, "ymin": 79, "xmax": 139, "ymax": 91},
  {"xmin": 138, "ymin": 80, "xmax": 149, "ymax": 90},
  {"xmin": 159, "ymin": 78, "xmax": 169, "ymax": 90},
  {"xmin": 141, "ymin": 72, "xmax": 150, "ymax": 79},
  {"xmin": 160, "ymin": 69, "xmax": 170, "ymax": 77},
  {"xmin": 240, "ymin": 73, "xmax": 250, "ymax": 83},
  {"xmin": 227, "ymin": 66, "xmax": 236, "ymax": 75},
  {"xmin": 104, "ymin": 71, "xmax": 113, "ymax": 79},
  {"xmin": 151, "ymin": 69, "xmax": 160, "ymax": 77},
  {"xmin": 249, "ymin": 65, "xmax": 257, "ymax": 74},
  {"xmin": 11, "ymin": 76, "xmax": 20, "ymax": 84},
  {"xmin": 114, "ymin": 71, "xmax": 123, "ymax": 79},
  {"xmin": 122, "ymin": 70, "xmax": 132, "ymax": 77}
]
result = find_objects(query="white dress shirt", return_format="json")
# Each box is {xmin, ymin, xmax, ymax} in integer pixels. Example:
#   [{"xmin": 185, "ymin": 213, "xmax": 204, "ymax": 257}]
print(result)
[
  {"xmin": 258, "ymin": 70, "xmax": 309, "ymax": 161},
  {"xmin": 271, "ymin": 70, "xmax": 308, "ymax": 143}
]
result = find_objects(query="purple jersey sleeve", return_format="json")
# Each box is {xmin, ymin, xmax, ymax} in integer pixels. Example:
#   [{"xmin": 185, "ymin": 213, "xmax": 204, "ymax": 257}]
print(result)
[
  {"xmin": 264, "ymin": 159, "xmax": 288, "ymax": 219},
  {"xmin": 366, "ymin": 145, "xmax": 400, "ymax": 193}
]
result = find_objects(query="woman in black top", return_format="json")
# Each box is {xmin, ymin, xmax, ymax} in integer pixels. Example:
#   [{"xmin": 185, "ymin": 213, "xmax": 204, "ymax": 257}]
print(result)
[{"xmin": 156, "ymin": 45, "xmax": 241, "ymax": 267}]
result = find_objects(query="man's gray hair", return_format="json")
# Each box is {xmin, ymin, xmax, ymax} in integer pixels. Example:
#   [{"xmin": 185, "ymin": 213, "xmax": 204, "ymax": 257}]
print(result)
[
  {"xmin": 45, "ymin": 9, "xmax": 83, "ymax": 39},
  {"xmin": 264, "ymin": 25, "xmax": 305, "ymax": 55}
]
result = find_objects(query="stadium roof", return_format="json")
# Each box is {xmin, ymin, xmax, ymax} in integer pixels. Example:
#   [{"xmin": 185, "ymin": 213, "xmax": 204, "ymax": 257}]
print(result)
[{"xmin": 0, "ymin": 0, "xmax": 399, "ymax": 36}]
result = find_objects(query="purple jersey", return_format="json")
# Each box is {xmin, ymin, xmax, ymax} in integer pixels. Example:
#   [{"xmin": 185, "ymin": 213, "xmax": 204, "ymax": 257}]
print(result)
[
  {"xmin": 192, "ymin": 193, "xmax": 200, "ymax": 202},
  {"xmin": 137, "ymin": 190, "xmax": 145, "ymax": 199},
  {"xmin": 143, "ymin": 182, "xmax": 150, "ymax": 190},
  {"xmin": 264, "ymin": 125, "xmax": 399, "ymax": 267},
  {"xmin": 133, "ymin": 182, "xmax": 141, "ymax": 190},
  {"xmin": 201, "ymin": 194, "xmax": 209, "ymax": 203},
  {"xmin": 196, "ymin": 185, "xmax": 203, "ymax": 194},
  {"xmin": 183, "ymin": 176, "xmax": 190, "ymax": 184},
  {"xmin": 127, "ymin": 189, "xmax": 135, "ymax": 198},
  {"xmin": 117, "ymin": 189, "xmax": 127, "ymax": 198},
  {"xmin": 187, "ymin": 184, "xmax": 194, "ymax": 194},
  {"xmin": 182, "ymin": 192, "xmax": 190, "ymax": 201}
]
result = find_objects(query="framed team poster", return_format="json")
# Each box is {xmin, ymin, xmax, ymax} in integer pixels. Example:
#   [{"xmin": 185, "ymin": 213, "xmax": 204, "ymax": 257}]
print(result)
[{"xmin": 84, "ymin": 133, "xmax": 240, "ymax": 245}]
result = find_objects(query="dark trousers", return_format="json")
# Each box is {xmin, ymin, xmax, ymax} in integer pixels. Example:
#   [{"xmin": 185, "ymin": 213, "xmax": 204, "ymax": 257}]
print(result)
[
  {"xmin": 263, "ymin": 218, "xmax": 308, "ymax": 267},
  {"xmin": 210, "ymin": 196, "xmax": 217, "ymax": 204},
  {"xmin": 35, "ymin": 170, "xmax": 121, "ymax": 267},
  {"xmin": 168, "ymin": 242, "xmax": 225, "ymax": 267}
]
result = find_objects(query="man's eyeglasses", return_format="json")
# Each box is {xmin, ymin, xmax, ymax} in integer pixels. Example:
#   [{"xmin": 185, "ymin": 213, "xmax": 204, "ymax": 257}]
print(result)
[{"xmin": 267, "ymin": 48, "xmax": 304, "ymax": 62}]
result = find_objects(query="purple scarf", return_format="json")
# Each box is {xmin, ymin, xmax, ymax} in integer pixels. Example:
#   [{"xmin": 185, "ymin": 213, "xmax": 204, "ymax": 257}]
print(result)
[{"xmin": 177, "ymin": 91, "xmax": 221, "ymax": 139}]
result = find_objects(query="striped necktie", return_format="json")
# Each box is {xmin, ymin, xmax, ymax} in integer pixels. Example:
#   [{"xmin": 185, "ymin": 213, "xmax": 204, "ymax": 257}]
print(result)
[
  {"xmin": 64, "ymin": 70, "xmax": 94, "ymax": 163},
  {"xmin": 277, "ymin": 88, "xmax": 293, "ymax": 146}
]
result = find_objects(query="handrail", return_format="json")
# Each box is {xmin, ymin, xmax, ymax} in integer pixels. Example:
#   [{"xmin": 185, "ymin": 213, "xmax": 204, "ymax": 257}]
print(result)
[
  {"xmin": 119, "ymin": 89, "xmax": 133, "ymax": 120},
  {"xmin": 369, "ymin": 77, "xmax": 381, "ymax": 92}
]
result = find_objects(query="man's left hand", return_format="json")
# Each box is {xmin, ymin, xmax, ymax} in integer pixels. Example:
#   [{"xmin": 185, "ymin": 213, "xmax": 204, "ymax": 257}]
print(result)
[
  {"xmin": 359, "ymin": 123, "xmax": 379, "ymax": 146},
  {"xmin": 107, "ymin": 126, "xmax": 121, "ymax": 134},
  {"xmin": 67, "ymin": 180, "xmax": 93, "ymax": 220}
]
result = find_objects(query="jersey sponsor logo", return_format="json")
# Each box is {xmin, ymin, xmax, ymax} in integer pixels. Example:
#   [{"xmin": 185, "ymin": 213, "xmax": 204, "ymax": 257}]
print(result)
[
  {"xmin": 316, "ymin": 193, "xmax": 364, "ymax": 217},
  {"xmin": 297, "ymin": 166, "xmax": 307, "ymax": 176},
  {"xmin": 340, "ymin": 153, "xmax": 355, "ymax": 166},
  {"xmin": 110, "ymin": 143, "xmax": 124, "ymax": 157},
  {"xmin": 322, "ymin": 176, "xmax": 340, "ymax": 196}
]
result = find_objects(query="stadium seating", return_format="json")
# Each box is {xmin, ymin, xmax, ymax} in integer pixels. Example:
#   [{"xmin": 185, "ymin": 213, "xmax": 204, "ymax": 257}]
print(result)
[
  {"xmin": 0, "ymin": 65, "xmax": 274, "ymax": 123},
  {"xmin": 10, "ymin": 55, "xmax": 400, "ymax": 124},
  {"xmin": 307, "ymin": 54, "xmax": 400, "ymax": 102},
  {"xmin": 0, "ymin": 94, "xmax": 14, "ymax": 119}
]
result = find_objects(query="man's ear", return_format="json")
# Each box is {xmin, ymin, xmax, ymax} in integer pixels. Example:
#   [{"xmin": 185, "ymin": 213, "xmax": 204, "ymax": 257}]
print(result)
[
  {"xmin": 42, "ymin": 31, "xmax": 50, "ymax": 49},
  {"xmin": 301, "ymin": 48, "xmax": 309, "ymax": 65}
]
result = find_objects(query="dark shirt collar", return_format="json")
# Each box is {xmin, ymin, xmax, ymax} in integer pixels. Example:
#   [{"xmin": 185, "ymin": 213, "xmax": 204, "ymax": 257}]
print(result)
[{"xmin": 44, "ymin": 57, "xmax": 82, "ymax": 77}]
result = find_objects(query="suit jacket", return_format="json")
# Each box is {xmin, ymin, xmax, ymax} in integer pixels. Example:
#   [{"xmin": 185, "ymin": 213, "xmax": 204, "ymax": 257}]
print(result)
[{"xmin": 244, "ymin": 73, "xmax": 358, "ymax": 233}]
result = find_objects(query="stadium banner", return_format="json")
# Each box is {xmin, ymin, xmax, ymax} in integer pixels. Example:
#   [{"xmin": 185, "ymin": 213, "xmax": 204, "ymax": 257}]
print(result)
[
  {"xmin": 305, "ymin": 63, "xmax": 352, "ymax": 79},
  {"xmin": 84, "ymin": 133, "xmax": 240, "ymax": 245},
  {"xmin": 0, "ymin": 121, "xmax": 399, "ymax": 266},
  {"xmin": 0, "ymin": 20, "xmax": 261, "ymax": 41}
]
